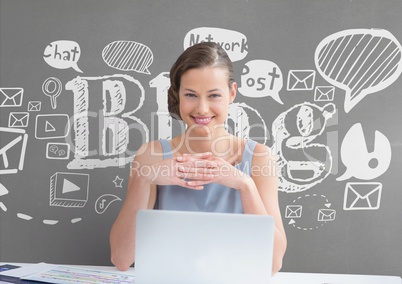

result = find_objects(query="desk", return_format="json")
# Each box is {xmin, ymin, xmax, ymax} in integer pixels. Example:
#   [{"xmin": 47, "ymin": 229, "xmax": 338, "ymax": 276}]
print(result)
[
  {"xmin": 1, "ymin": 263, "xmax": 401, "ymax": 284},
  {"xmin": 272, "ymin": 272, "xmax": 401, "ymax": 284}
]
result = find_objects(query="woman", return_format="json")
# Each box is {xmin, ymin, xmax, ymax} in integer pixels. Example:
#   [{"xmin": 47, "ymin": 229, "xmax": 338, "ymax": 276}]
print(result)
[{"xmin": 110, "ymin": 42, "xmax": 287, "ymax": 274}]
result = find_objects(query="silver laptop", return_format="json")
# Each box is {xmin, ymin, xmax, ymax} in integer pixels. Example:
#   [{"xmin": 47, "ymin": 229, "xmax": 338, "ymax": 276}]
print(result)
[{"xmin": 135, "ymin": 210, "xmax": 275, "ymax": 284}]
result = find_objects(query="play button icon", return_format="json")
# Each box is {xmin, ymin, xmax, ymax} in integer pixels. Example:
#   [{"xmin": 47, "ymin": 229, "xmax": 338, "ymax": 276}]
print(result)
[
  {"xmin": 62, "ymin": 178, "xmax": 81, "ymax": 194},
  {"xmin": 50, "ymin": 172, "xmax": 89, "ymax": 208}
]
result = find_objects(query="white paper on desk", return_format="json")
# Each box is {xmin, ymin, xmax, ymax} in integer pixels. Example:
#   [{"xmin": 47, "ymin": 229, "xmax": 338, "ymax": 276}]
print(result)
[
  {"xmin": 0, "ymin": 262, "xmax": 55, "ymax": 277},
  {"xmin": 22, "ymin": 265, "xmax": 135, "ymax": 284}
]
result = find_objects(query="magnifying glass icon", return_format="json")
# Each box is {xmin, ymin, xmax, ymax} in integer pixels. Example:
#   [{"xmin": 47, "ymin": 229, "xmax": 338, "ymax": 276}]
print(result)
[{"xmin": 42, "ymin": 77, "xmax": 62, "ymax": 109}]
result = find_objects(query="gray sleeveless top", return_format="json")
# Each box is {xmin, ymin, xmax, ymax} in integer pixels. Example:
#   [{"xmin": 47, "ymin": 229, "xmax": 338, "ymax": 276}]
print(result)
[{"xmin": 155, "ymin": 139, "xmax": 257, "ymax": 213}]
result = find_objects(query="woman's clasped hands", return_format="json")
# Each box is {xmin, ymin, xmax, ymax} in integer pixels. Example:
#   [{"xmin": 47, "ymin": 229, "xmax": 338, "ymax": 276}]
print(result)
[{"xmin": 143, "ymin": 152, "xmax": 245, "ymax": 191}]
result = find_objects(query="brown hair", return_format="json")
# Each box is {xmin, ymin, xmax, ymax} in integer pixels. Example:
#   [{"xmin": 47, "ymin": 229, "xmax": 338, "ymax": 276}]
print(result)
[{"xmin": 168, "ymin": 42, "xmax": 234, "ymax": 120}]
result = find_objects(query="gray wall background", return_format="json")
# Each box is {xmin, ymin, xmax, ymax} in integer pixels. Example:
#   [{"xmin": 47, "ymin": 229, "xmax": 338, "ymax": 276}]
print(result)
[{"xmin": 1, "ymin": 0, "xmax": 401, "ymax": 277}]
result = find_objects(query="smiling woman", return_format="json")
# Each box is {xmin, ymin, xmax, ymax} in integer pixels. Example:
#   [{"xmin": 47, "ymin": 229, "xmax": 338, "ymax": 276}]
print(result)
[
  {"xmin": 178, "ymin": 67, "xmax": 236, "ymax": 139},
  {"xmin": 109, "ymin": 42, "xmax": 287, "ymax": 275}
]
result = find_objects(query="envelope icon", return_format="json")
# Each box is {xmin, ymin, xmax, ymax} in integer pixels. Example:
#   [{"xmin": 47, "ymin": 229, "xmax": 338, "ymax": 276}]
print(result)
[
  {"xmin": 28, "ymin": 101, "xmax": 42, "ymax": 111},
  {"xmin": 285, "ymin": 205, "xmax": 302, "ymax": 218},
  {"xmin": 287, "ymin": 70, "xmax": 315, "ymax": 91},
  {"xmin": 314, "ymin": 86, "xmax": 335, "ymax": 101},
  {"xmin": 0, "ymin": 88, "xmax": 23, "ymax": 107},
  {"xmin": 0, "ymin": 127, "xmax": 28, "ymax": 174},
  {"xmin": 317, "ymin": 209, "xmax": 336, "ymax": 222},
  {"xmin": 8, "ymin": 112, "xmax": 29, "ymax": 128},
  {"xmin": 343, "ymin": 182, "xmax": 382, "ymax": 210}
]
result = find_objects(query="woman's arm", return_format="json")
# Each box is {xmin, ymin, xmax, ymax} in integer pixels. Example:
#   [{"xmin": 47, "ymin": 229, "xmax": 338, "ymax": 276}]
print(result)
[
  {"xmin": 109, "ymin": 143, "xmax": 157, "ymax": 271},
  {"xmin": 110, "ymin": 142, "xmax": 216, "ymax": 271},
  {"xmin": 240, "ymin": 143, "xmax": 287, "ymax": 274}
]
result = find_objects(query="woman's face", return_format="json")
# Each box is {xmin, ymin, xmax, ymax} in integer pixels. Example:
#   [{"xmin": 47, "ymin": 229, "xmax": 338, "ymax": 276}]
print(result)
[{"xmin": 178, "ymin": 67, "xmax": 236, "ymax": 136}]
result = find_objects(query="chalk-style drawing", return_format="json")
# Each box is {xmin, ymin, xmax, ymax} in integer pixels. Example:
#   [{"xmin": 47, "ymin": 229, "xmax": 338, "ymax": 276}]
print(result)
[
  {"xmin": 287, "ymin": 70, "xmax": 316, "ymax": 91},
  {"xmin": 71, "ymin": 218, "xmax": 82, "ymax": 224},
  {"xmin": 0, "ymin": 127, "xmax": 28, "ymax": 175},
  {"xmin": 102, "ymin": 41, "xmax": 153, "ymax": 75},
  {"xmin": 8, "ymin": 112, "xmax": 29, "ymax": 128},
  {"xmin": 285, "ymin": 205, "xmax": 302, "ymax": 218},
  {"xmin": 50, "ymin": 172, "xmax": 89, "ymax": 208},
  {"xmin": 343, "ymin": 182, "xmax": 382, "ymax": 210},
  {"xmin": 65, "ymin": 74, "xmax": 149, "ymax": 169},
  {"xmin": 43, "ymin": 40, "xmax": 83, "ymax": 72},
  {"xmin": 1, "ymin": 181, "xmax": 83, "ymax": 226},
  {"xmin": 314, "ymin": 86, "xmax": 335, "ymax": 102},
  {"xmin": 317, "ymin": 209, "xmax": 336, "ymax": 222},
  {"xmin": 42, "ymin": 77, "xmax": 62, "ymax": 109},
  {"xmin": 337, "ymin": 123, "xmax": 391, "ymax": 181},
  {"xmin": 238, "ymin": 60, "xmax": 284, "ymax": 104},
  {"xmin": 43, "ymin": 220, "xmax": 59, "ymax": 225},
  {"xmin": 17, "ymin": 213, "xmax": 33, "ymax": 221},
  {"xmin": 227, "ymin": 102, "xmax": 268, "ymax": 143},
  {"xmin": 184, "ymin": 27, "xmax": 248, "ymax": 62},
  {"xmin": 46, "ymin": 143, "xmax": 70, "ymax": 160},
  {"xmin": 35, "ymin": 114, "xmax": 70, "ymax": 139},
  {"xmin": 27, "ymin": 101, "xmax": 42, "ymax": 111},
  {"xmin": 112, "ymin": 176, "xmax": 124, "ymax": 188},
  {"xmin": 0, "ymin": 202, "xmax": 6, "ymax": 212},
  {"xmin": 0, "ymin": 88, "xmax": 23, "ymax": 107},
  {"xmin": 315, "ymin": 29, "xmax": 402, "ymax": 113},
  {"xmin": 95, "ymin": 194, "xmax": 121, "ymax": 214},
  {"xmin": 0, "ymin": 183, "xmax": 9, "ymax": 196},
  {"xmin": 272, "ymin": 102, "xmax": 336, "ymax": 192},
  {"xmin": 287, "ymin": 194, "xmax": 335, "ymax": 230},
  {"xmin": 0, "ymin": 181, "xmax": 8, "ymax": 212},
  {"xmin": 149, "ymin": 72, "xmax": 172, "ymax": 140}
]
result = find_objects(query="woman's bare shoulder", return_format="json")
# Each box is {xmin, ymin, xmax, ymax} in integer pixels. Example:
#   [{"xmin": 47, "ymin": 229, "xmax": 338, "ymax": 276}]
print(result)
[
  {"xmin": 250, "ymin": 141, "xmax": 276, "ymax": 163},
  {"xmin": 253, "ymin": 141, "xmax": 271, "ymax": 154}
]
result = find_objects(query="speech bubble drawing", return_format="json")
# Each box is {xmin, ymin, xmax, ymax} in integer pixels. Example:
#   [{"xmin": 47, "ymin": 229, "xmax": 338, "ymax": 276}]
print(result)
[
  {"xmin": 315, "ymin": 28, "xmax": 402, "ymax": 113},
  {"xmin": 184, "ymin": 27, "xmax": 248, "ymax": 62},
  {"xmin": 337, "ymin": 123, "xmax": 391, "ymax": 181},
  {"xmin": 49, "ymin": 145, "xmax": 58, "ymax": 154},
  {"xmin": 238, "ymin": 60, "xmax": 283, "ymax": 104},
  {"xmin": 102, "ymin": 41, "xmax": 153, "ymax": 74},
  {"xmin": 46, "ymin": 142, "xmax": 70, "ymax": 160},
  {"xmin": 43, "ymin": 40, "xmax": 83, "ymax": 73}
]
